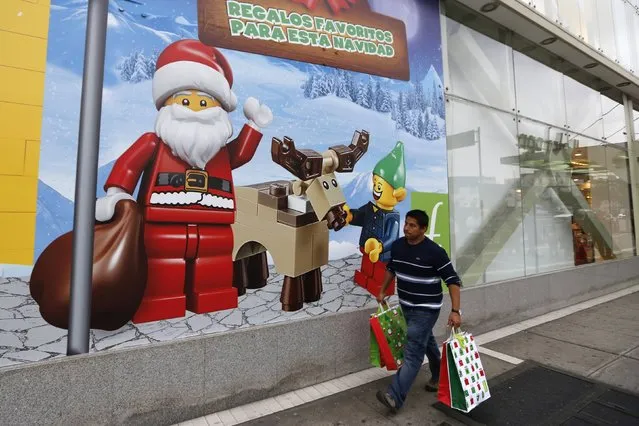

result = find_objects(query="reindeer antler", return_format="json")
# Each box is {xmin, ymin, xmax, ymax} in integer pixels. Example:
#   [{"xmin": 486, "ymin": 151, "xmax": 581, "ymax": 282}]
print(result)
[
  {"xmin": 273, "ymin": 131, "xmax": 370, "ymax": 196},
  {"xmin": 271, "ymin": 136, "xmax": 323, "ymax": 181},
  {"xmin": 323, "ymin": 130, "xmax": 370, "ymax": 174}
]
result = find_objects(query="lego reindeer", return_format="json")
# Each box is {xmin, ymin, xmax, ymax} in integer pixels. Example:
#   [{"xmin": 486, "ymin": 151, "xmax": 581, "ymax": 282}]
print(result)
[{"xmin": 232, "ymin": 130, "xmax": 370, "ymax": 311}]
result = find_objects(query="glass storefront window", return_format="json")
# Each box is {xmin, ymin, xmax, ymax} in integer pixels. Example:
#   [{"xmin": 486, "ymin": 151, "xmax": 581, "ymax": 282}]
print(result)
[
  {"xmin": 445, "ymin": 18, "xmax": 517, "ymax": 112},
  {"xmin": 516, "ymin": 119, "xmax": 576, "ymax": 274},
  {"xmin": 513, "ymin": 51, "xmax": 567, "ymax": 127},
  {"xmin": 557, "ymin": 0, "xmax": 582, "ymax": 36},
  {"xmin": 579, "ymin": 0, "xmax": 601, "ymax": 50},
  {"xmin": 604, "ymin": 143, "xmax": 636, "ymax": 258},
  {"xmin": 446, "ymin": 98, "xmax": 525, "ymax": 286},
  {"xmin": 443, "ymin": 5, "xmax": 637, "ymax": 287},
  {"xmin": 595, "ymin": 0, "xmax": 618, "ymax": 61},
  {"xmin": 611, "ymin": 0, "xmax": 634, "ymax": 71},
  {"xmin": 532, "ymin": 0, "xmax": 559, "ymax": 23},
  {"xmin": 601, "ymin": 96, "xmax": 627, "ymax": 144},
  {"xmin": 563, "ymin": 76, "xmax": 604, "ymax": 139}
]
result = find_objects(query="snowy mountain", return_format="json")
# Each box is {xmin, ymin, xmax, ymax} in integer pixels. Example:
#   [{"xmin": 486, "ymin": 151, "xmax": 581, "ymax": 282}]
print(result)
[
  {"xmin": 422, "ymin": 65, "xmax": 444, "ymax": 102},
  {"xmin": 35, "ymin": 180, "xmax": 75, "ymax": 260}
]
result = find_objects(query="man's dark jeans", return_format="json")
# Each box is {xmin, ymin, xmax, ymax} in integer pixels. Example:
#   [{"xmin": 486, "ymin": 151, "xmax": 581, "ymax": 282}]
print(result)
[{"xmin": 387, "ymin": 305, "xmax": 441, "ymax": 408}]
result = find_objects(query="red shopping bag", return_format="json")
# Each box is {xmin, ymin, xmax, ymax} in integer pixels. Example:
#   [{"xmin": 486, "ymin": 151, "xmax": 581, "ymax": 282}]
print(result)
[{"xmin": 437, "ymin": 339, "xmax": 452, "ymax": 405}]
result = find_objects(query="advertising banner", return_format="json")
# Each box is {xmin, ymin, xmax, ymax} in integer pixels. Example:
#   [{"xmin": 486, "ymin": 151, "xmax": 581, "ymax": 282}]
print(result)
[{"xmin": 0, "ymin": 0, "xmax": 449, "ymax": 367}]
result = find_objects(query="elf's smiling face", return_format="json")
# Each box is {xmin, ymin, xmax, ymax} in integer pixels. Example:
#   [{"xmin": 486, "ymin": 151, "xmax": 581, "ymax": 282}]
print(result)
[{"xmin": 372, "ymin": 174, "xmax": 398, "ymax": 210}]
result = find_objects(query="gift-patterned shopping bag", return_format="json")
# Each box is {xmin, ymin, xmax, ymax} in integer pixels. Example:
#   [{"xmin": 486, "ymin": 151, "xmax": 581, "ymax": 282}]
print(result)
[
  {"xmin": 369, "ymin": 302, "xmax": 407, "ymax": 370},
  {"xmin": 437, "ymin": 328, "xmax": 490, "ymax": 412}
]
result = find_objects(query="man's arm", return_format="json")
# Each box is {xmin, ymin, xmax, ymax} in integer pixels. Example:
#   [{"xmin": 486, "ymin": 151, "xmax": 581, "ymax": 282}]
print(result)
[
  {"xmin": 377, "ymin": 240, "xmax": 397, "ymax": 302},
  {"xmin": 377, "ymin": 269, "xmax": 395, "ymax": 303},
  {"xmin": 434, "ymin": 247, "xmax": 463, "ymax": 328}
]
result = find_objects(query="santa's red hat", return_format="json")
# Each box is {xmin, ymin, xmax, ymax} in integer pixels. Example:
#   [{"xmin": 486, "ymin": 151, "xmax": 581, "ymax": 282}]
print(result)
[{"xmin": 152, "ymin": 39, "xmax": 238, "ymax": 111}]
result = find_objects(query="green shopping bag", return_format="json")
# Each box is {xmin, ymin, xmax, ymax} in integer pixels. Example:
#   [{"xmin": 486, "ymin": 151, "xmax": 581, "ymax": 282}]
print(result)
[
  {"xmin": 369, "ymin": 302, "xmax": 407, "ymax": 370},
  {"xmin": 437, "ymin": 328, "xmax": 490, "ymax": 412},
  {"xmin": 369, "ymin": 332, "xmax": 383, "ymax": 368}
]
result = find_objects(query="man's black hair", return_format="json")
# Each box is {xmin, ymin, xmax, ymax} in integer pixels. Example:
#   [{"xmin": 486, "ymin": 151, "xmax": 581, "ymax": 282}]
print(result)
[{"xmin": 406, "ymin": 209, "xmax": 429, "ymax": 229}]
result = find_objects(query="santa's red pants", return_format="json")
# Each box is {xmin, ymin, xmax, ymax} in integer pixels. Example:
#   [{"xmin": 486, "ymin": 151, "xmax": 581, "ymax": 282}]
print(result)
[
  {"xmin": 132, "ymin": 223, "xmax": 238, "ymax": 323},
  {"xmin": 354, "ymin": 247, "xmax": 395, "ymax": 297}
]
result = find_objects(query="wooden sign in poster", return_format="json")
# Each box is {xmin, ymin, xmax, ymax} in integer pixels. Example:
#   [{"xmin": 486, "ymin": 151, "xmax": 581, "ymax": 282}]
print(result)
[{"xmin": 198, "ymin": 0, "xmax": 410, "ymax": 81}]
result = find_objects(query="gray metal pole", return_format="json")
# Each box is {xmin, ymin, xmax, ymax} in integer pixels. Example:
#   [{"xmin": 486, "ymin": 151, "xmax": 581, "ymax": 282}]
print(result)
[{"xmin": 67, "ymin": 0, "xmax": 110, "ymax": 355}]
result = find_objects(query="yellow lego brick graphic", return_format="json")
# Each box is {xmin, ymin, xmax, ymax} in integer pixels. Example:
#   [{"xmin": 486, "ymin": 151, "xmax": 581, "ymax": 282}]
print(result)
[
  {"xmin": 0, "ymin": 249, "xmax": 33, "ymax": 265},
  {"xmin": 0, "ymin": 138, "xmax": 26, "ymax": 176},
  {"xmin": 0, "ymin": 0, "xmax": 50, "ymax": 39},
  {"xmin": 0, "ymin": 212, "xmax": 36, "ymax": 248},
  {"xmin": 0, "ymin": 102, "xmax": 43, "ymax": 140},
  {"xmin": 0, "ymin": 175, "xmax": 38, "ymax": 212},
  {"xmin": 0, "ymin": 66, "xmax": 46, "ymax": 106},
  {"xmin": 0, "ymin": 30, "xmax": 48, "ymax": 72},
  {"xmin": 24, "ymin": 140, "xmax": 41, "ymax": 176}
]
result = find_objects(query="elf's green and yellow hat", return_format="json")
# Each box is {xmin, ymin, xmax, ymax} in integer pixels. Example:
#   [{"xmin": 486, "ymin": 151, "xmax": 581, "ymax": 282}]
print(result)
[{"xmin": 373, "ymin": 141, "xmax": 406, "ymax": 189}]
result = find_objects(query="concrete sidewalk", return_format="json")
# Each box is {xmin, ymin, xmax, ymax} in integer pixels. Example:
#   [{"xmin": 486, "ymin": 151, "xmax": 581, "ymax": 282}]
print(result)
[{"xmin": 178, "ymin": 285, "xmax": 639, "ymax": 425}]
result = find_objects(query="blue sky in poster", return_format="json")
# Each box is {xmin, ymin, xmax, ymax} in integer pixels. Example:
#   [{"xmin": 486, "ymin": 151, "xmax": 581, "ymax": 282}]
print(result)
[{"xmin": 17, "ymin": 0, "xmax": 449, "ymax": 270}]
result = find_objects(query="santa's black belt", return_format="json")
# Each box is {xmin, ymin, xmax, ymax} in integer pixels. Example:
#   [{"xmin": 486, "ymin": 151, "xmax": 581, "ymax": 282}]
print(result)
[{"xmin": 155, "ymin": 171, "xmax": 231, "ymax": 193}]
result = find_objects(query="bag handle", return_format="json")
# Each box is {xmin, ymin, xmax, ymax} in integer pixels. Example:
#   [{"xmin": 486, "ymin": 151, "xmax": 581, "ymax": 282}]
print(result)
[
  {"xmin": 376, "ymin": 300, "xmax": 391, "ymax": 314},
  {"xmin": 448, "ymin": 326, "xmax": 466, "ymax": 347}
]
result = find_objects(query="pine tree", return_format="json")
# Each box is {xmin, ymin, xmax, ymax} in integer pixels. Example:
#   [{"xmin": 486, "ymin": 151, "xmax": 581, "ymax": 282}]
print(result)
[
  {"xmin": 129, "ymin": 52, "xmax": 151, "ymax": 83},
  {"xmin": 303, "ymin": 74, "xmax": 315, "ymax": 98},
  {"xmin": 374, "ymin": 80, "xmax": 382, "ymax": 111},
  {"xmin": 365, "ymin": 77, "xmax": 374, "ymax": 109},
  {"xmin": 418, "ymin": 114, "xmax": 425, "ymax": 139},
  {"xmin": 415, "ymin": 81, "xmax": 426, "ymax": 111},
  {"xmin": 347, "ymin": 73, "xmax": 358, "ymax": 101},
  {"xmin": 396, "ymin": 92, "xmax": 406, "ymax": 130},
  {"xmin": 426, "ymin": 114, "xmax": 439, "ymax": 140},
  {"xmin": 406, "ymin": 83, "xmax": 416, "ymax": 110},
  {"xmin": 315, "ymin": 71, "xmax": 331, "ymax": 97},
  {"xmin": 145, "ymin": 49, "xmax": 159, "ymax": 78},
  {"xmin": 431, "ymin": 80, "xmax": 445, "ymax": 118},
  {"xmin": 335, "ymin": 70, "xmax": 351, "ymax": 99},
  {"xmin": 355, "ymin": 82, "xmax": 369, "ymax": 108},
  {"xmin": 378, "ymin": 89, "xmax": 392, "ymax": 113},
  {"xmin": 391, "ymin": 94, "xmax": 398, "ymax": 121},
  {"xmin": 117, "ymin": 51, "xmax": 138, "ymax": 81}
]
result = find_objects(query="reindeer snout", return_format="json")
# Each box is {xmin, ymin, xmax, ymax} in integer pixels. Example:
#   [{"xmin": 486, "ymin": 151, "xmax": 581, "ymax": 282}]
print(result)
[{"xmin": 326, "ymin": 204, "xmax": 347, "ymax": 231}]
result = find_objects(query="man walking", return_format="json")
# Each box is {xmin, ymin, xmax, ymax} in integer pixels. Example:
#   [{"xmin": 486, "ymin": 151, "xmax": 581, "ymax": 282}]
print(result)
[{"xmin": 375, "ymin": 209, "xmax": 462, "ymax": 413}]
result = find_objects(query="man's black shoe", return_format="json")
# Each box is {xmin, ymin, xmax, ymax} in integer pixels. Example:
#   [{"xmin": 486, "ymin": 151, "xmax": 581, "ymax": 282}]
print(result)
[{"xmin": 376, "ymin": 390, "xmax": 398, "ymax": 413}]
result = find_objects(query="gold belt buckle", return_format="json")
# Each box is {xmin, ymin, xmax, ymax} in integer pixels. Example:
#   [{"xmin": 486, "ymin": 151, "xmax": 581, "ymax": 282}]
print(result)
[{"xmin": 185, "ymin": 169, "xmax": 208, "ymax": 193}]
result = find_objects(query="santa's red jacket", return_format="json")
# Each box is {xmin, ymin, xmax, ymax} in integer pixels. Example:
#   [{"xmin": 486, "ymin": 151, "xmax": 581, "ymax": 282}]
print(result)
[{"xmin": 104, "ymin": 123, "xmax": 262, "ymax": 224}]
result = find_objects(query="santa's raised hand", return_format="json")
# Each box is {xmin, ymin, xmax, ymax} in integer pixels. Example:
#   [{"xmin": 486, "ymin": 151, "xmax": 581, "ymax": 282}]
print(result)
[{"xmin": 244, "ymin": 97, "xmax": 273, "ymax": 129}]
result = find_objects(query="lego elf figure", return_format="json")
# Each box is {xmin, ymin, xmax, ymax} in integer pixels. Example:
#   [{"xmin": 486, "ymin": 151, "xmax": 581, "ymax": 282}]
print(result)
[{"xmin": 344, "ymin": 141, "xmax": 407, "ymax": 296}]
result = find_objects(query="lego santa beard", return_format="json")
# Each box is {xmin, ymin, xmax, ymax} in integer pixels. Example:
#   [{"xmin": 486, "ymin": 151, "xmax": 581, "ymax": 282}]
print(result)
[{"xmin": 154, "ymin": 100, "xmax": 234, "ymax": 170}]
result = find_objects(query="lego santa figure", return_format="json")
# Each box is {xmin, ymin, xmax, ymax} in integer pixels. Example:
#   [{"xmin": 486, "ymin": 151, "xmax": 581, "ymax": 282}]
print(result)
[
  {"xmin": 345, "ymin": 142, "xmax": 407, "ymax": 296},
  {"xmin": 95, "ymin": 39, "xmax": 273, "ymax": 323}
]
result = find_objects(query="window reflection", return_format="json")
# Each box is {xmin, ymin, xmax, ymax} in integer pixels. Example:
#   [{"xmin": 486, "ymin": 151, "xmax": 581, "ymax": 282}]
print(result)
[
  {"xmin": 446, "ymin": 98, "xmax": 524, "ymax": 286},
  {"xmin": 563, "ymin": 76, "xmax": 604, "ymax": 139},
  {"xmin": 557, "ymin": 0, "xmax": 582, "ymax": 36},
  {"xmin": 579, "ymin": 0, "xmax": 600, "ymax": 49},
  {"xmin": 595, "ymin": 0, "xmax": 618, "ymax": 60},
  {"xmin": 445, "ymin": 18, "xmax": 517, "ymax": 112},
  {"xmin": 513, "ymin": 51, "xmax": 567, "ymax": 127},
  {"xmin": 601, "ymin": 96, "xmax": 627, "ymax": 143}
]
